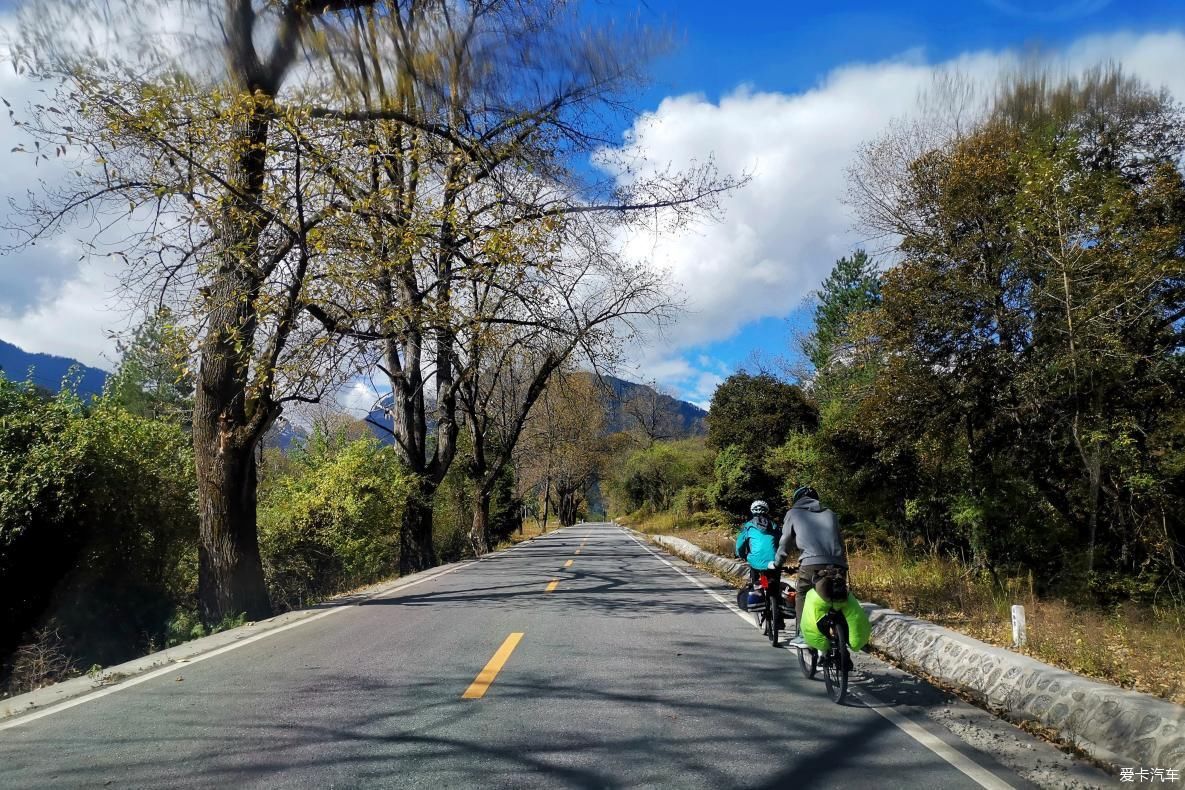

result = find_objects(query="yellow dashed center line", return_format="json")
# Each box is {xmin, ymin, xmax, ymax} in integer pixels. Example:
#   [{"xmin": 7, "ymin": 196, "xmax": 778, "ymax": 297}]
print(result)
[
  {"xmin": 545, "ymin": 579, "xmax": 560, "ymax": 592},
  {"xmin": 462, "ymin": 633, "xmax": 524, "ymax": 700},
  {"xmin": 564, "ymin": 559, "xmax": 574, "ymax": 567}
]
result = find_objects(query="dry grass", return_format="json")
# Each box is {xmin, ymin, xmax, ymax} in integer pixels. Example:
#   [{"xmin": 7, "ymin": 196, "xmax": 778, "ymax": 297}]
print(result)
[
  {"xmin": 852, "ymin": 546, "xmax": 1185, "ymax": 704},
  {"xmin": 630, "ymin": 513, "xmax": 1185, "ymax": 705},
  {"xmin": 624, "ymin": 512, "xmax": 736, "ymax": 558},
  {"xmin": 496, "ymin": 518, "xmax": 558, "ymax": 549}
]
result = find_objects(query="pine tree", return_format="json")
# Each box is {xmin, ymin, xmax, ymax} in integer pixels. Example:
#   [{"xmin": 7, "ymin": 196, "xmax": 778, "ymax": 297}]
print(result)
[{"xmin": 803, "ymin": 250, "xmax": 881, "ymax": 371}]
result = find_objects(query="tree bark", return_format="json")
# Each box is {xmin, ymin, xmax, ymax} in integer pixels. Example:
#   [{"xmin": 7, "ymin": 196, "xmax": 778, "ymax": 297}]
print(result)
[
  {"xmin": 192, "ymin": 101, "xmax": 274, "ymax": 624},
  {"xmin": 194, "ymin": 433, "xmax": 271, "ymax": 622},
  {"xmin": 470, "ymin": 491, "xmax": 491, "ymax": 556},
  {"xmin": 400, "ymin": 479, "xmax": 438, "ymax": 574},
  {"xmin": 1086, "ymin": 441, "xmax": 1102, "ymax": 575}
]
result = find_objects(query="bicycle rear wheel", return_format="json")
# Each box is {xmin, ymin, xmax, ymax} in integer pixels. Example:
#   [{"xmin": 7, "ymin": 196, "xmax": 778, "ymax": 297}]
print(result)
[
  {"xmin": 769, "ymin": 595, "xmax": 780, "ymax": 647},
  {"xmin": 823, "ymin": 615, "xmax": 850, "ymax": 704}
]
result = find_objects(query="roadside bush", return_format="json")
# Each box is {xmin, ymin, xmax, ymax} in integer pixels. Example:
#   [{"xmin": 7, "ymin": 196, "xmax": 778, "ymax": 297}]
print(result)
[
  {"xmin": 3, "ymin": 625, "xmax": 77, "ymax": 695},
  {"xmin": 258, "ymin": 431, "xmax": 412, "ymax": 610},
  {"xmin": 612, "ymin": 438, "xmax": 714, "ymax": 513},
  {"xmin": 672, "ymin": 485, "xmax": 711, "ymax": 517},
  {"xmin": 0, "ymin": 378, "xmax": 198, "ymax": 683},
  {"xmin": 765, "ymin": 431, "xmax": 821, "ymax": 503}
]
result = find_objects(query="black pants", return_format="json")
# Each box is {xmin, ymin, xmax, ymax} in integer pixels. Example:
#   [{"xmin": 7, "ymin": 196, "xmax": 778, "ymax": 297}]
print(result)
[
  {"xmin": 794, "ymin": 564, "xmax": 847, "ymax": 632},
  {"xmin": 748, "ymin": 567, "xmax": 780, "ymax": 587},
  {"xmin": 747, "ymin": 568, "xmax": 782, "ymax": 625}
]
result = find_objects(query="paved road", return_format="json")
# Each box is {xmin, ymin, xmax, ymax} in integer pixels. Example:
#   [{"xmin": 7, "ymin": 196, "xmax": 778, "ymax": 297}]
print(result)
[{"xmin": 0, "ymin": 524, "xmax": 1074, "ymax": 788}]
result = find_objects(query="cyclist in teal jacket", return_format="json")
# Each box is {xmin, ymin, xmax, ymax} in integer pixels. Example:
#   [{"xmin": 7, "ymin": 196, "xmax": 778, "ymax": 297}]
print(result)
[
  {"xmin": 736, "ymin": 500, "xmax": 784, "ymax": 628},
  {"xmin": 735, "ymin": 500, "xmax": 781, "ymax": 582}
]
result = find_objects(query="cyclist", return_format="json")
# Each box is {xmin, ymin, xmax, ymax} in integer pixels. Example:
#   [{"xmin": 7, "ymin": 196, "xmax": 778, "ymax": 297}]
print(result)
[
  {"xmin": 776, "ymin": 486, "xmax": 848, "ymax": 647},
  {"xmin": 735, "ymin": 500, "xmax": 784, "ymax": 627}
]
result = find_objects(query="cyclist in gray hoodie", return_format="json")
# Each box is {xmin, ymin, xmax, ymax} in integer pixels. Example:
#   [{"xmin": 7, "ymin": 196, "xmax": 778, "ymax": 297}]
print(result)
[{"xmin": 775, "ymin": 485, "xmax": 848, "ymax": 646}]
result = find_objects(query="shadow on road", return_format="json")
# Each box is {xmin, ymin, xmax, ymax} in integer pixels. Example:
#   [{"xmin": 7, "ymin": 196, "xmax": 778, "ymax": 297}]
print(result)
[
  {"xmin": 0, "ymin": 525, "xmax": 1006, "ymax": 790},
  {"xmin": 9, "ymin": 646, "xmax": 941, "ymax": 790}
]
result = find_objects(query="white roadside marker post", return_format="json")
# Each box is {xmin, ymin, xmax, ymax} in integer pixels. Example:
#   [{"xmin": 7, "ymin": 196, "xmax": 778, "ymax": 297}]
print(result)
[{"xmin": 1011, "ymin": 604, "xmax": 1027, "ymax": 647}]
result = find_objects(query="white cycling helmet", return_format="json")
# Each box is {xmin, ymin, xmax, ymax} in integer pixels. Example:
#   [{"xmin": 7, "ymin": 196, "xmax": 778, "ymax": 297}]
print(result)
[{"xmin": 750, "ymin": 500, "xmax": 769, "ymax": 516}]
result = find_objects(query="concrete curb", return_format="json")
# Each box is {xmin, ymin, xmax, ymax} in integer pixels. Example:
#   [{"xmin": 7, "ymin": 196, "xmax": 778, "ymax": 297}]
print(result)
[
  {"xmin": 650, "ymin": 534, "xmax": 748, "ymax": 580},
  {"xmin": 644, "ymin": 531, "xmax": 1185, "ymax": 773},
  {"xmin": 1, "ymin": 529, "xmax": 560, "ymax": 723},
  {"xmin": 867, "ymin": 606, "xmax": 1185, "ymax": 772}
]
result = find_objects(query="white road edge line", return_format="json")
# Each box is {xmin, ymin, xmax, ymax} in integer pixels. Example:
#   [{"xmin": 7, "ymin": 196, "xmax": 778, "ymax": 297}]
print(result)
[
  {"xmin": 619, "ymin": 527, "xmax": 1015, "ymax": 790},
  {"xmin": 0, "ymin": 559, "xmax": 478, "ymax": 731}
]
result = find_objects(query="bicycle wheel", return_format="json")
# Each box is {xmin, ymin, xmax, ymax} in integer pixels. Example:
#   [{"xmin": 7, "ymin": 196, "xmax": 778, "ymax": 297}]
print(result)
[
  {"xmin": 797, "ymin": 643, "xmax": 817, "ymax": 678},
  {"xmin": 769, "ymin": 594, "xmax": 780, "ymax": 647},
  {"xmin": 823, "ymin": 615, "xmax": 850, "ymax": 704}
]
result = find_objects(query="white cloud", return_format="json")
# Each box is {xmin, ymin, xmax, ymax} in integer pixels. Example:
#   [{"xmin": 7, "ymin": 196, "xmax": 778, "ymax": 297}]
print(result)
[
  {"xmin": 601, "ymin": 31, "xmax": 1185, "ymax": 399},
  {"xmin": 2, "ymin": 21, "xmax": 1185, "ymax": 401},
  {"xmin": 0, "ymin": 2, "xmax": 269, "ymax": 368},
  {"xmin": 336, "ymin": 379, "xmax": 384, "ymax": 417},
  {"xmin": 0, "ymin": 251, "xmax": 131, "ymax": 368}
]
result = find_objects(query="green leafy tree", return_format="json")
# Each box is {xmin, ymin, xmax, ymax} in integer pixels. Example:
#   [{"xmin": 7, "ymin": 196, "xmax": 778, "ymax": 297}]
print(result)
[
  {"xmin": 108, "ymin": 308, "xmax": 195, "ymax": 426},
  {"xmin": 843, "ymin": 66, "xmax": 1185, "ymax": 592},
  {"xmin": 709, "ymin": 444, "xmax": 778, "ymax": 519},
  {"xmin": 706, "ymin": 372, "xmax": 817, "ymax": 455},
  {"xmin": 0, "ymin": 378, "xmax": 197, "ymax": 676},
  {"xmin": 611, "ymin": 438, "xmax": 714, "ymax": 514},
  {"xmin": 257, "ymin": 431, "xmax": 412, "ymax": 611}
]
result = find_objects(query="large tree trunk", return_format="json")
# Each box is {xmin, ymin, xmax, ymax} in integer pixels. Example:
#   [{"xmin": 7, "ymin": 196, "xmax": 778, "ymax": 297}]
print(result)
[
  {"xmin": 192, "ymin": 99, "xmax": 274, "ymax": 624},
  {"xmin": 194, "ymin": 436, "xmax": 271, "ymax": 622},
  {"xmin": 470, "ymin": 490, "xmax": 491, "ymax": 557},
  {"xmin": 400, "ymin": 480, "xmax": 438, "ymax": 574},
  {"xmin": 192, "ymin": 267, "xmax": 273, "ymax": 623},
  {"xmin": 557, "ymin": 486, "xmax": 579, "ymax": 527}
]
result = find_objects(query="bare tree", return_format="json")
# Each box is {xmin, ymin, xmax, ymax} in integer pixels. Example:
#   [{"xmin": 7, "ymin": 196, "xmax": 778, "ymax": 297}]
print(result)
[
  {"xmin": 457, "ymin": 217, "xmax": 671, "ymax": 551},
  {"xmin": 619, "ymin": 379, "xmax": 682, "ymax": 446},
  {"xmin": 8, "ymin": 0, "xmax": 385, "ymax": 622},
  {"xmin": 300, "ymin": 0, "xmax": 739, "ymax": 569}
]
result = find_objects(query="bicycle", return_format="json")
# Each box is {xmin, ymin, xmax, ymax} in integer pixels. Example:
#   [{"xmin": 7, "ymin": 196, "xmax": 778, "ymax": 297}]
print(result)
[
  {"xmin": 749, "ymin": 564, "xmax": 791, "ymax": 647},
  {"xmin": 792, "ymin": 567, "xmax": 852, "ymax": 704}
]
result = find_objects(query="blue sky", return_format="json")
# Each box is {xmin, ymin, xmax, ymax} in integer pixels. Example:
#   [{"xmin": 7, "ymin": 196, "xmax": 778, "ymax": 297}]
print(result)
[
  {"xmin": 1, "ymin": 1, "xmax": 1184, "ymax": 411},
  {"xmin": 638, "ymin": 0, "xmax": 1184, "ymax": 101},
  {"xmin": 581, "ymin": 0, "xmax": 1185, "ymax": 405}
]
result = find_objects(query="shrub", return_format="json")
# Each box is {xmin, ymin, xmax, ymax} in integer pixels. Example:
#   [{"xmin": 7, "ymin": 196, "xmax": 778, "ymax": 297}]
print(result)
[
  {"xmin": 0, "ymin": 378, "xmax": 198, "ymax": 679},
  {"xmin": 611, "ymin": 438, "xmax": 714, "ymax": 513},
  {"xmin": 258, "ymin": 431, "xmax": 412, "ymax": 609},
  {"xmin": 672, "ymin": 485, "xmax": 711, "ymax": 517},
  {"xmin": 709, "ymin": 444, "xmax": 780, "ymax": 517}
]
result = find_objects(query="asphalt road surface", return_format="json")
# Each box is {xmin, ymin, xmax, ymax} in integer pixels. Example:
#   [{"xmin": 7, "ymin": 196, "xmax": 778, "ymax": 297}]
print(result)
[{"xmin": 0, "ymin": 524, "xmax": 1096, "ymax": 788}]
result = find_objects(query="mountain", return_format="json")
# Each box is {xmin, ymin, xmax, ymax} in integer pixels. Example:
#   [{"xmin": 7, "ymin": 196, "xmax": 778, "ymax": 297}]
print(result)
[
  {"xmin": 263, "ymin": 419, "xmax": 311, "ymax": 452},
  {"xmin": 0, "ymin": 339, "xmax": 109, "ymax": 397},
  {"xmin": 358, "ymin": 375, "xmax": 706, "ymax": 446},
  {"xmin": 596, "ymin": 374, "xmax": 707, "ymax": 438},
  {"xmin": 363, "ymin": 401, "xmax": 398, "ymax": 446}
]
